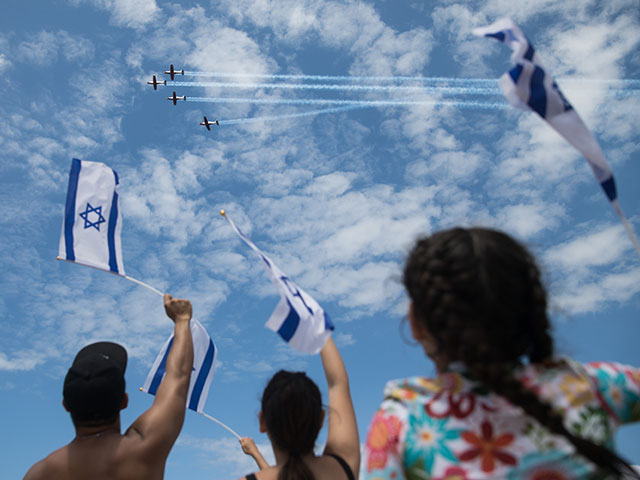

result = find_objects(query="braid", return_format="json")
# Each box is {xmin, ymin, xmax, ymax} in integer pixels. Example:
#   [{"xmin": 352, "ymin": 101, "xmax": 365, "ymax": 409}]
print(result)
[{"xmin": 404, "ymin": 227, "xmax": 639, "ymax": 478}]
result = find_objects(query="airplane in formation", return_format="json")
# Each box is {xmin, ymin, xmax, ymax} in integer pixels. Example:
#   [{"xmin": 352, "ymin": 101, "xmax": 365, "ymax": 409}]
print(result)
[
  {"xmin": 147, "ymin": 75, "xmax": 166, "ymax": 90},
  {"xmin": 200, "ymin": 116, "xmax": 220, "ymax": 130},
  {"xmin": 168, "ymin": 91, "xmax": 186, "ymax": 105},
  {"xmin": 164, "ymin": 64, "xmax": 184, "ymax": 80}
]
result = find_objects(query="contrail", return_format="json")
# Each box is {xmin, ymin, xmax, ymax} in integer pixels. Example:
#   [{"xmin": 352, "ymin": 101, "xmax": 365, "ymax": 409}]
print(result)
[
  {"xmin": 168, "ymin": 81, "xmax": 501, "ymax": 95},
  {"xmin": 188, "ymin": 96, "xmax": 509, "ymax": 109},
  {"xmin": 218, "ymin": 105, "xmax": 365, "ymax": 126},
  {"xmin": 180, "ymin": 71, "xmax": 640, "ymax": 88},
  {"xmin": 183, "ymin": 71, "xmax": 498, "ymax": 84}
]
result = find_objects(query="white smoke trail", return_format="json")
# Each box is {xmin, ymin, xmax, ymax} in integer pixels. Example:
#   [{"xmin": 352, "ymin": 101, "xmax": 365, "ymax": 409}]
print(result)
[
  {"xmin": 179, "ymin": 71, "xmax": 640, "ymax": 88},
  {"xmin": 168, "ymin": 81, "xmax": 501, "ymax": 95},
  {"xmin": 188, "ymin": 96, "xmax": 509, "ymax": 109},
  {"xmin": 182, "ymin": 71, "xmax": 497, "ymax": 84},
  {"xmin": 217, "ymin": 105, "xmax": 365, "ymax": 126}
]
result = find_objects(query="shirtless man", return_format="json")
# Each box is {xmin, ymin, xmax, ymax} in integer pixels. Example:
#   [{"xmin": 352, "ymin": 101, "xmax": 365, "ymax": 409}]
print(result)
[{"xmin": 23, "ymin": 294, "xmax": 194, "ymax": 480}]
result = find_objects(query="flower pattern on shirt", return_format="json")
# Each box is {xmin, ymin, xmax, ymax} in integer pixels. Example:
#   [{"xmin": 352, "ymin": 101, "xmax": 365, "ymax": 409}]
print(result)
[
  {"xmin": 363, "ymin": 360, "xmax": 640, "ymax": 480},
  {"xmin": 366, "ymin": 411, "xmax": 402, "ymax": 472},
  {"xmin": 558, "ymin": 374, "xmax": 595, "ymax": 407},
  {"xmin": 506, "ymin": 451, "xmax": 591, "ymax": 480},
  {"xmin": 458, "ymin": 420, "xmax": 517, "ymax": 472},
  {"xmin": 403, "ymin": 406, "xmax": 460, "ymax": 472}
]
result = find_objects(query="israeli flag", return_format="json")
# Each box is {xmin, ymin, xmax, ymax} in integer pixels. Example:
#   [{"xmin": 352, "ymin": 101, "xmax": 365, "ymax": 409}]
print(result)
[
  {"xmin": 473, "ymin": 18, "xmax": 617, "ymax": 202},
  {"xmin": 141, "ymin": 318, "xmax": 217, "ymax": 413},
  {"xmin": 58, "ymin": 158, "xmax": 125, "ymax": 273},
  {"xmin": 223, "ymin": 212, "xmax": 334, "ymax": 354}
]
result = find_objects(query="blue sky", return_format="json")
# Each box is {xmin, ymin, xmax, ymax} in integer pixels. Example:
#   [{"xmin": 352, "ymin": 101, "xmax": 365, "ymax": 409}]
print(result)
[{"xmin": 1, "ymin": 0, "xmax": 639, "ymax": 478}]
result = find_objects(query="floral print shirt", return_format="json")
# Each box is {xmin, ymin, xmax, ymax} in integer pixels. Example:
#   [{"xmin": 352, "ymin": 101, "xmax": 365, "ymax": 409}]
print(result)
[{"xmin": 363, "ymin": 359, "xmax": 640, "ymax": 479}]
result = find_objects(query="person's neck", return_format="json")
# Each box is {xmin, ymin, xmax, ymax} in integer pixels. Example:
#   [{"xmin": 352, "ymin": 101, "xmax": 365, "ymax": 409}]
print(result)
[
  {"xmin": 272, "ymin": 445, "xmax": 313, "ymax": 465},
  {"xmin": 74, "ymin": 419, "xmax": 121, "ymax": 440}
]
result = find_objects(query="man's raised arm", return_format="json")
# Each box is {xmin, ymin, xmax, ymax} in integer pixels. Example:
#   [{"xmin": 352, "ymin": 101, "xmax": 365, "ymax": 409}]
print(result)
[{"xmin": 128, "ymin": 294, "xmax": 194, "ymax": 458}]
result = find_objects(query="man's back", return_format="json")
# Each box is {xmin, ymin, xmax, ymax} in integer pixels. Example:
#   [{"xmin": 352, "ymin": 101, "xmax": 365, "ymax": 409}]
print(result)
[
  {"xmin": 24, "ymin": 294, "xmax": 194, "ymax": 480},
  {"xmin": 26, "ymin": 429, "xmax": 169, "ymax": 480}
]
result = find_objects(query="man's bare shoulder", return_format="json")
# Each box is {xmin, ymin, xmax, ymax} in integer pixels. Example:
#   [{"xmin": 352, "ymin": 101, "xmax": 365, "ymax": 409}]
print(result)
[{"xmin": 23, "ymin": 445, "xmax": 69, "ymax": 480}]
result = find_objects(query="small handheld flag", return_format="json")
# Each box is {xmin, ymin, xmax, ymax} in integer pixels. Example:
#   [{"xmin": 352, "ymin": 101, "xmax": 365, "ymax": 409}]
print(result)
[
  {"xmin": 59, "ymin": 158, "xmax": 125, "ymax": 273},
  {"xmin": 221, "ymin": 210, "xmax": 334, "ymax": 354},
  {"xmin": 141, "ymin": 318, "xmax": 217, "ymax": 414},
  {"xmin": 473, "ymin": 18, "xmax": 640, "ymax": 256},
  {"xmin": 57, "ymin": 158, "xmax": 164, "ymax": 295}
]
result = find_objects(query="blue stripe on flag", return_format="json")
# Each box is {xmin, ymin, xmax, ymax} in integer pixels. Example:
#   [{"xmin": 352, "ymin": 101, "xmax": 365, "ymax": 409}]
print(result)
[
  {"xmin": 277, "ymin": 300, "xmax": 300, "ymax": 342},
  {"xmin": 107, "ymin": 185, "xmax": 119, "ymax": 273},
  {"xmin": 64, "ymin": 159, "xmax": 82, "ymax": 261},
  {"xmin": 601, "ymin": 177, "xmax": 617, "ymax": 202},
  {"xmin": 523, "ymin": 42, "xmax": 535, "ymax": 61},
  {"xmin": 528, "ymin": 65, "xmax": 547, "ymax": 118},
  {"xmin": 188, "ymin": 339, "xmax": 215, "ymax": 411},
  {"xmin": 509, "ymin": 64, "xmax": 523, "ymax": 84},
  {"xmin": 149, "ymin": 337, "xmax": 174, "ymax": 394},
  {"xmin": 323, "ymin": 311, "xmax": 335, "ymax": 331}
]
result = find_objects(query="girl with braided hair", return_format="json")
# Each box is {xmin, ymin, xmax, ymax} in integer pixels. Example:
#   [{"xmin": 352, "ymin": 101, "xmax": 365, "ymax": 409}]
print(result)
[
  {"xmin": 238, "ymin": 337, "xmax": 359, "ymax": 480},
  {"xmin": 364, "ymin": 227, "xmax": 640, "ymax": 480}
]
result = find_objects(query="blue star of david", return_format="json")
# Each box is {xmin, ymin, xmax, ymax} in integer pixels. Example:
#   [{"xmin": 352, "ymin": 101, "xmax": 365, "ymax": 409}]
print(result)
[{"xmin": 79, "ymin": 202, "xmax": 106, "ymax": 231}]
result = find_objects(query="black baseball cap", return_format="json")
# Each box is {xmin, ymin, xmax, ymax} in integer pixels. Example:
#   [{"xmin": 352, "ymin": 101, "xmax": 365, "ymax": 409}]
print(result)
[{"xmin": 63, "ymin": 341, "xmax": 127, "ymax": 423}]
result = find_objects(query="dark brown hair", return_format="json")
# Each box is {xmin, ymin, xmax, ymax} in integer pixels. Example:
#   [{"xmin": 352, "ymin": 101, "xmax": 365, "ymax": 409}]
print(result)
[
  {"xmin": 261, "ymin": 370, "xmax": 324, "ymax": 480},
  {"xmin": 403, "ymin": 227, "xmax": 637, "ymax": 478}
]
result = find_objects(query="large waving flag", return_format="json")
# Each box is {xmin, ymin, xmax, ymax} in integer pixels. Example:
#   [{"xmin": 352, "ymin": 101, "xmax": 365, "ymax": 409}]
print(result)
[
  {"xmin": 473, "ymin": 18, "xmax": 640, "ymax": 255},
  {"xmin": 222, "ymin": 210, "xmax": 334, "ymax": 354},
  {"xmin": 141, "ymin": 318, "xmax": 217, "ymax": 413},
  {"xmin": 58, "ymin": 158, "xmax": 125, "ymax": 274}
]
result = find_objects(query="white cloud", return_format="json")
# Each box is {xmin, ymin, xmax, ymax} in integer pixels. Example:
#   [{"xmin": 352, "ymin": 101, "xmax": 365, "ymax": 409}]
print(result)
[
  {"xmin": 177, "ymin": 435, "xmax": 275, "ymax": 476},
  {"xmin": 431, "ymin": 4, "xmax": 494, "ymax": 75},
  {"xmin": 543, "ymin": 222, "xmax": 640, "ymax": 314},
  {"xmin": 0, "ymin": 53, "xmax": 11, "ymax": 72},
  {"xmin": 545, "ymin": 223, "xmax": 632, "ymax": 271},
  {"xmin": 405, "ymin": 147, "xmax": 488, "ymax": 184},
  {"xmin": 496, "ymin": 202, "xmax": 565, "ymax": 238},
  {"xmin": 218, "ymin": 0, "xmax": 433, "ymax": 77},
  {"xmin": 16, "ymin": 30, "xmax": 93, "ymax": 66},
  {"xmin": 0, "ymin": 350, "xmax": 47, "ymax": 371},
  {"xmin": 334, "ymin": 332, "xmax": 356, "ymax": 347},
  {"xmin": 69, "ymin": 0, "xmax": 159, "ymax": 29},
  {"xmin": 186, "ymin": 23, "xmax": 276, "ymax": 79}
]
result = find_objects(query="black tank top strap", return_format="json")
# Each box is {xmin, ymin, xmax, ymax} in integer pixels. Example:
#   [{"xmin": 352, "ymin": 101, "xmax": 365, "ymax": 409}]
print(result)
[
  {"xmin": 244, "ymin": 473, "xmax": 258, "ymax": 480},
  {"xmin": 325, "ymin": 453, "xmax": 355, "ymax": 480}
]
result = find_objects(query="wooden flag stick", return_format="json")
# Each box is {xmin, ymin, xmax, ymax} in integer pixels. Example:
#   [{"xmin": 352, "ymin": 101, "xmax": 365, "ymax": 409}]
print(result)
[
  {"xmin": 56, "ymin": 257, "xmax": 165, "ymax": 296},
  {"xmin": 199, "ymin": 411, "xmax": 242, "ymax": 440},
  {"xmin": 612, "ymin": 201, "xmax": 640, "ymax": 258}
]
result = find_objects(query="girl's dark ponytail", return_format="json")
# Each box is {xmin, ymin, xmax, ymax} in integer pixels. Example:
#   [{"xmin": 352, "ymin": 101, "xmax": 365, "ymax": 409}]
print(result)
[{"xmin": 261, "ymin": 370, "xmax": 324, "ymax": 480}]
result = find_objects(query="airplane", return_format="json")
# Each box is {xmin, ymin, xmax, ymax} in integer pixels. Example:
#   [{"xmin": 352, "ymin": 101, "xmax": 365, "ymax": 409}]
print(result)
[
  {"xmin": 164, "ymin": 64, "xmax": 184, "ymax": 80},
  {"xmin": 167, "ymin": 91, "xmax": 186, "ymax": 105},
  {"xmin": 200, "ymin": 116, "xmax": 220, "ymax": 130},
  {"xmin": 147, "ymin": 75, "xmax": 166, "ymax": 90}
]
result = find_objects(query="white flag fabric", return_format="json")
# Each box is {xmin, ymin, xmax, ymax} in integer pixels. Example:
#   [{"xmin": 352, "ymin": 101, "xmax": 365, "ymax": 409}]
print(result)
[
  {"xmin": 141, "ymin": 318, "xmax": 217, "ymax": 413},
  {"xmin": 223, "ymin": 212, "xmax": 334, "ymax": 354},
  {"xmin": 58, "ymin": 158, "xmax": 125, "ymax": 273},
  {"xmin": 473, "ymin": 18, "xmax": 617, "ymax": 202}
]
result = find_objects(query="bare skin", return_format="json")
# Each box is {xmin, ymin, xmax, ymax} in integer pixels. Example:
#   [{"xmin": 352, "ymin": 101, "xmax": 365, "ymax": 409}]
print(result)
[
  {"xmin": 408, "ymin": 302, "xmax": 449, "ymax": 372},
  {"xmin": 239, "ymin": 437, "xmax": 270, "ymax": 471},
  {"xmin": 239, "ymin": 336, "xmax": 360, "ymax": 480},
  {"xmin": 23, "ymin": 294, "xmax": 194, "ymax": 480}
]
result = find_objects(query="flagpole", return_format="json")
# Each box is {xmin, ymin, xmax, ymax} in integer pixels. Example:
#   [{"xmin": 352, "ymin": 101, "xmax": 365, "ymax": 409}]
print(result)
[
  {"xmin": 122, "ymin": 275, "xmax": 165, "ymax": 296},
  {"xmin": 56, "ymin": 257, "xmax": 165, "ymax": 296},
  {"xmin": 612, "ymin": 201, "xmax": 640, "ymax": 258},
  {"xmin": 199, "ymin": 411, "xmax": 242, "ymax": 440}
]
